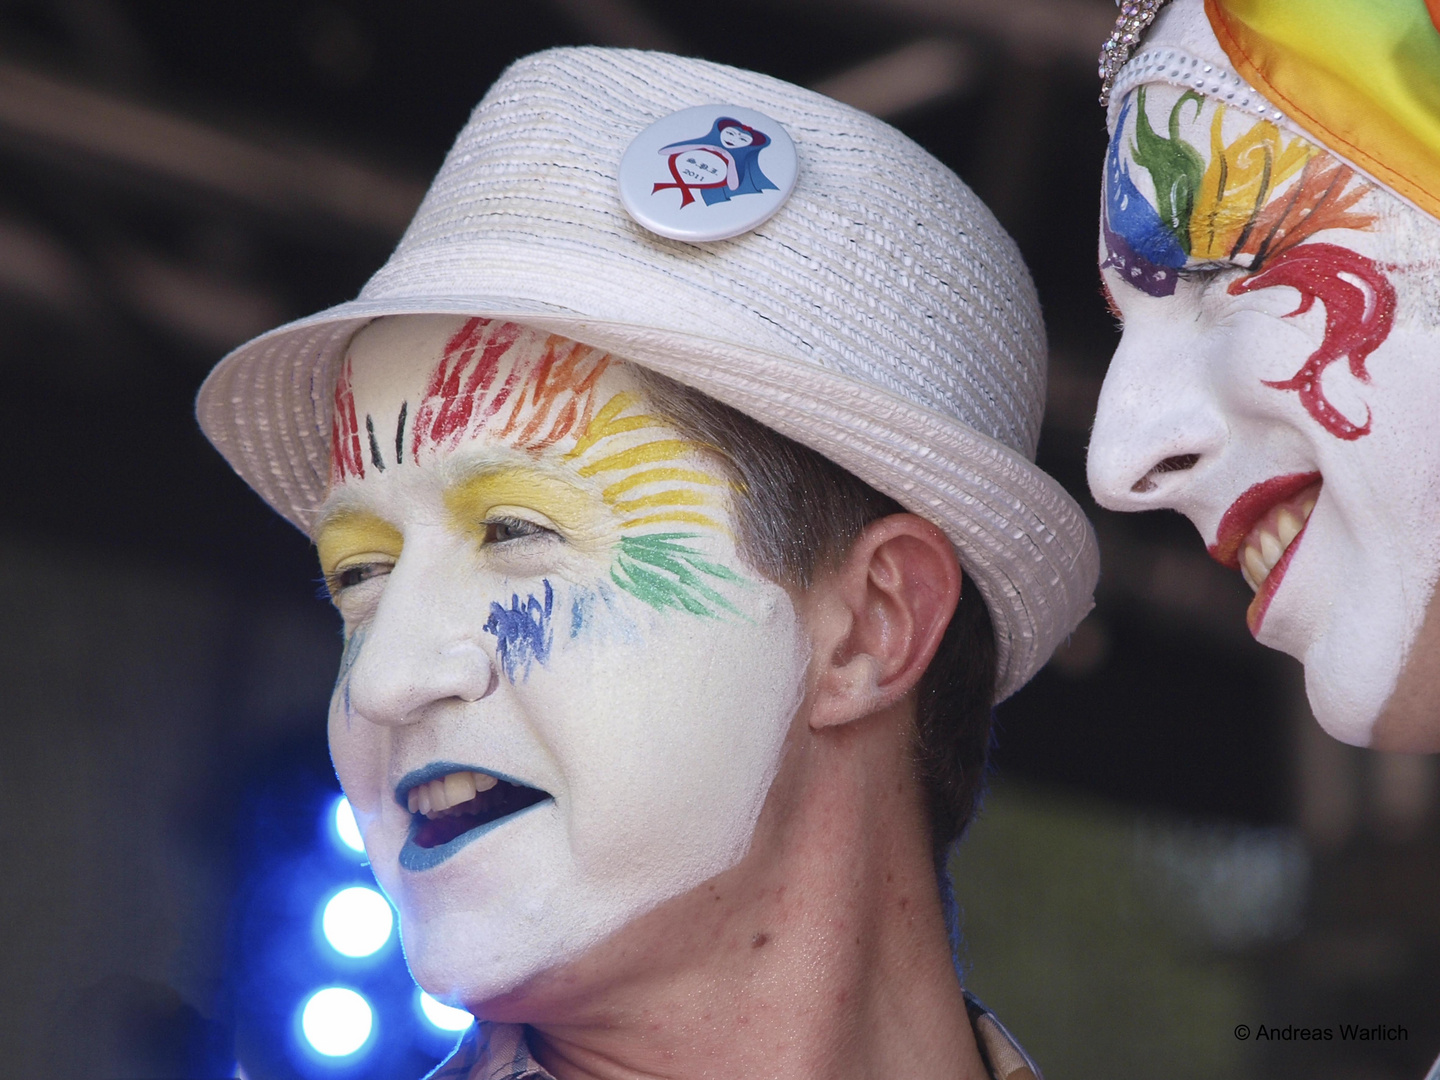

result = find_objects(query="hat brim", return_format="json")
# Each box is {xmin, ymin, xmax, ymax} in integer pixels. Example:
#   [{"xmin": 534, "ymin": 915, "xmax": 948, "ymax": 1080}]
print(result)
[{"xmin": 198, "ymin": 296, "xmax": 1097, "ymax": 701}]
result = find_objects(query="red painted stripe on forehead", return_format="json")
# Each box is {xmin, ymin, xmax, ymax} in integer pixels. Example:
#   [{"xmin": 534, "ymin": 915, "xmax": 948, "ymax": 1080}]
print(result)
[
  {"xmin": 501, "ymin": 336, "xmax": 612, "ymax": 452},
  {"xmin": 405, "ymin": 319, "xmax": 616, "ymax": 461},
  {"xmin": 410, "ymin": 318, "xmax": 525, "ymax": 458},
  {"xmin": 330, "ymin": 355, "xmax": 365, "ymax": 485}
]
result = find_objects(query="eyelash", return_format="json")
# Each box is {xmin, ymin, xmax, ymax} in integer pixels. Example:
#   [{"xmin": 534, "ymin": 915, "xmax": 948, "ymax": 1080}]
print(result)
[
  {"xmin": 1099, "ymin": 278, "xmax": 1123, "ymax": 322},
  {"xmin": 483, "ymin": 515, "xmax": 555, "ymax": 545},
  {"xmin": 324, "ymin": 562, "xmax": 389, "ymax": 598},
  {"xmin": 1176, "ymin": 262, "xmax": 1237, "ymax": 285},
  {"xmin": 324, "ymin": 516, "xmax": 557, "ymax": 598}
]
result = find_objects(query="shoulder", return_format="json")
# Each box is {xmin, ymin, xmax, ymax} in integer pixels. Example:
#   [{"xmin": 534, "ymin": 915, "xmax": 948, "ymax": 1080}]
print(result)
[{"xmin": 964, "ymin": 990, "xmax": 1045, "ymax": 1080}]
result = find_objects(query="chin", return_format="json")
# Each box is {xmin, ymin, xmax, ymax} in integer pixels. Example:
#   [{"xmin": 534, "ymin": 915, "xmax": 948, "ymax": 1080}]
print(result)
[
  {"xmin": 1303, "ymin": 668, "xmax": 1385, "ymax": 747},
  {"xmin": 1255, "ymin": 536, "xmax": 1420, "ymax": 747},
  {"xmin": 402, "ymin": 912, "xmax": 557, "ymax": 1008},
  {"xmin": 1298, "ymin": 624, "xmax": 1409, "ymax": 747}
]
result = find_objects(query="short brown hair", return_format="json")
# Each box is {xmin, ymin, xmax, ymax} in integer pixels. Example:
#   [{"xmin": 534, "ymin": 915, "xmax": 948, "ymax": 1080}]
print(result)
[{"xmin": 635, "ymin": 369, "xmax": 997, "ymax": 864}]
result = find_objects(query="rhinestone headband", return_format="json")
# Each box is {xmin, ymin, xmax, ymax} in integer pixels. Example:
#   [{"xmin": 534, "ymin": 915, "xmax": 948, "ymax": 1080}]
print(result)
[
  {"xmin": 1098, "ymin": 0, "xmax": 1176, "ymax": 105},
  {"xmin": 1106, "ymin": 46, "xmax": 1292, "ymax": 128}
]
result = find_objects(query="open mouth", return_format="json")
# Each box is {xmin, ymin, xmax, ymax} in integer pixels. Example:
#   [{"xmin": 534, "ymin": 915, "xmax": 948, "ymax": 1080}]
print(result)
[
  {"xmin": 396, "ymin": 765, "xmax": 551, "ymax": 869},
  {"xmin": 1210, "ymin": 472, "xmax": 1322, "ymax": 635}
]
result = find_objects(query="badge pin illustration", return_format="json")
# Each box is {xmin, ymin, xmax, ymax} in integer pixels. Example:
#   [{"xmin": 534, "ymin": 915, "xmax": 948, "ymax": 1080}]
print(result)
[{"xmin": 619, "ymin": 105, "xmax": 798, "ymax": 243}]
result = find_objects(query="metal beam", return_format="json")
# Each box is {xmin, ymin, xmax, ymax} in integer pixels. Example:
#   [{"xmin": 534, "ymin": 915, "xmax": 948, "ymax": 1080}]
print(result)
[
  {"xmin": 0, "ymin": 63, "xmax": 425, "ymax": 236},
  {"xmin": 545, "ymin": 0, "xmax": 681, "ymax": 51},
  {"xmin": 811, "ymin": 38, "xmax": 977, "ymax": 119},
  {"xmin": 778, "ymin": 0, "xmax": 1114, "ymax": 64}
]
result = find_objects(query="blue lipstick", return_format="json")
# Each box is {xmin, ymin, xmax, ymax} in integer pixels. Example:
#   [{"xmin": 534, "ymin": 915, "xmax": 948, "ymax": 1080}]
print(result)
[{"xmin": 396, "ymin": 761, "xmax": 552, "ymax": 872}]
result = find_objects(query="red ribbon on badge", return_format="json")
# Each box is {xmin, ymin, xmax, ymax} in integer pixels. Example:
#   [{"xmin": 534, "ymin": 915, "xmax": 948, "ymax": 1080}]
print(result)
[{"xmin": 652, "ymin": 149, "xmax": 731, "ymax": 207}]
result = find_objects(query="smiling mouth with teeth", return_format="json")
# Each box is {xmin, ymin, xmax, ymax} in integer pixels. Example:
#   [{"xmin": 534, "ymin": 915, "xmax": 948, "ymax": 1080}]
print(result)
[
  {"xmin": 1210, "ymin": 471, "xmax": 1323, "ymax": 636},
  {"xmin": 405, "ymin": 770, "xmax": 551, "ymax": 849}
]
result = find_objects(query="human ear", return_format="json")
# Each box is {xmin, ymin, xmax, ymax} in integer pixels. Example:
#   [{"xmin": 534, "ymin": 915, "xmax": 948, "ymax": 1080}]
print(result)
[{"xmin": 802, "ymin": 514, "xmax": 961, "ymax": 730}]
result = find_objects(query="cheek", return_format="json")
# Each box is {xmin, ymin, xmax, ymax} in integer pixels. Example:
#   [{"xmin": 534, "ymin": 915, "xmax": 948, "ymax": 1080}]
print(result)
[
  {"xmin": 527, "ymin": 585, "xmax": 805, "ymax": 854},
  {"xmin": 1365, "ymin": 328, "xmax": 1440, "ymax": 442}
]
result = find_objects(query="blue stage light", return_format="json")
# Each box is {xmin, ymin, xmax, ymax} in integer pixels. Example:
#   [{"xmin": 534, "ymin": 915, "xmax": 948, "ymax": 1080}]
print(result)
[
  {"xmin": 332, "ymin": 796, "xmax": 365, "ymax": 855},
  {"xmin": 417, "ymin": 989, "xmax": 475, "ymax": 1033},
  {"xmin": 300, "ymin": 986, "xmax": 374, "ymax": 1057},
  {"xmin": 322, "ymin": 886, "xmax": 394, "ymax": 958}
]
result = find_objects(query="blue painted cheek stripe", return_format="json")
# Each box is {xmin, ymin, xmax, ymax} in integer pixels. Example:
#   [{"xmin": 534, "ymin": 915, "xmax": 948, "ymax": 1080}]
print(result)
[{"xmin": 484, "ymin": 579, "xmax": 555, "ymax": 682}]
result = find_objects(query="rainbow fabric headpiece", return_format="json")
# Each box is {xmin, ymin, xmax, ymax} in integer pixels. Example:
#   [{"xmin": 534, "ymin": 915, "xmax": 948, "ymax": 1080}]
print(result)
[{"xmin": 1206, "ymin": 0, "xmax": 1440, "ymax": 221}]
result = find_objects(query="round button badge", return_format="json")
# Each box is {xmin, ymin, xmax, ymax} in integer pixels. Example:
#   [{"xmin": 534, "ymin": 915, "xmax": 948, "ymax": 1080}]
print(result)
[{"xmin": 619, "ymin": 105, "xmax": 798, "ymax": 243}]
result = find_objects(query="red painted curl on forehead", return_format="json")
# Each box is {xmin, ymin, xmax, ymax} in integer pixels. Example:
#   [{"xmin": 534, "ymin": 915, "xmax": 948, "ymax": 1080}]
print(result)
[{"xmin": 1229, "ymin": 242, "xmax": 1396, "ymax": 441}]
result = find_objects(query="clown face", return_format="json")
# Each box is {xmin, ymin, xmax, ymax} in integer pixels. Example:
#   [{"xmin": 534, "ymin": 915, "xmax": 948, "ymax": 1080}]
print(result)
[
  {"xmin": 719, "ymin": 124, "xmax": 754, "ymax": 149},
  {"xmin": 318, "ymin": 315, "xmax": 807, "ymax": 1004},
  {"xmin": 1089, "ymin": 83, "xmax": 1440, "ymax": 748}
]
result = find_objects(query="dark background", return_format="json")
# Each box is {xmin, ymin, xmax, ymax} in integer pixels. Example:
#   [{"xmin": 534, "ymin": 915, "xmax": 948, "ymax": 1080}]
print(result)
[{"xmin": 0, "ymin": 1, "xmax": 1435, "ymax": 1077}]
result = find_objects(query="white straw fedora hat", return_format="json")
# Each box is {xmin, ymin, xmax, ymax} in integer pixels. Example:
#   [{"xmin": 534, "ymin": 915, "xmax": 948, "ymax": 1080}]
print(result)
[{"xmin": 197, "ymin": 46, "xmax": 1097, "ymax": 701}]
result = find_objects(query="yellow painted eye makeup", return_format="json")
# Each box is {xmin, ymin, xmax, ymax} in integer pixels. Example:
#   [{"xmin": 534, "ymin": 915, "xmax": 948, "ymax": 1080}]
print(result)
[
  {"xmin": 444, "ymin": 466, "xmax": 603, "ymax": 542},
  {"xmin": 315, "ymin": 513, "xmax": 405, "ymax": 577}
]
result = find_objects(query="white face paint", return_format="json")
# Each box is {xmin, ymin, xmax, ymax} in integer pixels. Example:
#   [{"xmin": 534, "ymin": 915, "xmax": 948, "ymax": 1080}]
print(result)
[
  {"xmin": 319, "ymin": 314, "xmax": 807, "ymax": 1005},
  {"xmin": 1088, "ymin": 83, "xmax": 1440, "ymax": 746},
  {"xmin": 720, "ymin": 125, "xmax": 754, "ymax": 148}
]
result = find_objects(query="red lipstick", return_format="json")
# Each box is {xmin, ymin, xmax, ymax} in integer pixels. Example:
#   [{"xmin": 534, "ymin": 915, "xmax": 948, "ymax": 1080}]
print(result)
[
  {"xmin": 1210, "ymin": 472, "xmax": 1322, "ymax": 636},
  {"xmin": 1209, "ymin": 472, "xmax": 1322, "ymax": 569}
]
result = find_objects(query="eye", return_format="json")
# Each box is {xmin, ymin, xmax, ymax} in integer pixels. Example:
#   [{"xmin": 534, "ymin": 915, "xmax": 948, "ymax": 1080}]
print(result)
[
  {"xmin": 324, "ymin": 560, "xmax": 393, "ymax": 599},
  {"xmin": 1176, "ymin": 261, "xmax": 1242, "ymax": 287},
  {"xmin": 483, "ymin": 516, "xmax": 556, "ymax": 545}
]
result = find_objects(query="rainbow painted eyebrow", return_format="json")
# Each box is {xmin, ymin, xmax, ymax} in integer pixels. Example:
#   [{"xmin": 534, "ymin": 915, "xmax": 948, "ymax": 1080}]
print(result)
[
  {"xmin": 1102, "ymin": 87, "xmax": 1377, "ymax": 297},
  {"xmin": 332, "ymin": 318, "xmax": 747, "ymax": 617}
]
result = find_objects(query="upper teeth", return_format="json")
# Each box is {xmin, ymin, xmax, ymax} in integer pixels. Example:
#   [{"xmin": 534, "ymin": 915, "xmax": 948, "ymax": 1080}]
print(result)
[
  {"xmin": 407, "ymin": 771, "xmax": 498, "ymax": 819},
  {"xmin": 1239, "ymin": 489, "xmax": 1318, "ymax": 592}
]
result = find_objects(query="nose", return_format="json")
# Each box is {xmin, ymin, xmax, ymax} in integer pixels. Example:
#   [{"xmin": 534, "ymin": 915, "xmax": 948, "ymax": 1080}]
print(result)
[
  {"xmin": 1086, "ymin": 324, "xmax": 1228, "ymax": 511},
  {"xmin": 341, "ymin": 537, "xmax": 498, "ymax": 726}
]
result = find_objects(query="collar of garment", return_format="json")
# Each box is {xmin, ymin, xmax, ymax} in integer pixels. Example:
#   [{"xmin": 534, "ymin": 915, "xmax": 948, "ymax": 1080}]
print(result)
[{"xmin": 424, "ymin": 991, "xmax": 1043, "ymax": 1080}]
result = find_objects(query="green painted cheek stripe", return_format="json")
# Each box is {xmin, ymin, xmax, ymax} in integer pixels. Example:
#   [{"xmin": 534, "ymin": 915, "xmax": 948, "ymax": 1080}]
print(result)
[{"xmin": 611, "ymin": 532, "xmax": 745, "ymax": 619}]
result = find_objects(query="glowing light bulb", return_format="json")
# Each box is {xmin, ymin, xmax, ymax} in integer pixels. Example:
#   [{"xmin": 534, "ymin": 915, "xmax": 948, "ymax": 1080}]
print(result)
[
  {"xmin": 418, "ymin": 989, "xmax": 474, "ymax": 1032},
  {"xmin": 321, "ymin": 886, "xmax": 393, "ymax": 958},
  {"xmin": 332, "ymin": 796, "xmax": 365, "ymax": 854},
  {"xmin": 300, "ymin": 986, "xmax": 373, "ymax": 1057}
]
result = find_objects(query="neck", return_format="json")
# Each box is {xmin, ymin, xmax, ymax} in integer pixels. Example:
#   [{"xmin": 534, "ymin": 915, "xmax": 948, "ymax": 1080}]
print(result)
[{"xmin": 482, "ymin": 706, "xmax": 990, "ymax": 1080}]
